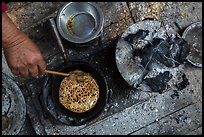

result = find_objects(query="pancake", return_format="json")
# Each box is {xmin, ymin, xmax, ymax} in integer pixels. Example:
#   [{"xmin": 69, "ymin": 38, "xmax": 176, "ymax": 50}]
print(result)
[{"xmin": 59, "ymin": 70, "xmax": 99, "ymax": 113}]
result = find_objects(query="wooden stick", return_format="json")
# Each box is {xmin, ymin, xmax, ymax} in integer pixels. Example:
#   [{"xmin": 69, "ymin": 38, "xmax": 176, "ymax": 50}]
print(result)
[{"xmin": 44, "ymin": 70, "xmax": 69, "ymax": 77}]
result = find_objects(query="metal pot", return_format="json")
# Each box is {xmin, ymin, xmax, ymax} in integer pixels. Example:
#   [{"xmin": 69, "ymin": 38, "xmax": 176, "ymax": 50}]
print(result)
[
  {"xmin": 56, "ymin": 2, "xmax": 104, "ymax": 44},
  {"xmin": 2, "ymin": 73, "xmax": 26, "ymax": 135},
  {"xmin": 182, "ymin": 22, "xmax": 202, "ymax": 68}
]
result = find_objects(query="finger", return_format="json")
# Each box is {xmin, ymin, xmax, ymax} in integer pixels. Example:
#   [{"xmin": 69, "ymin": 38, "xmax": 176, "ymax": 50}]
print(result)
[
  {"xmin": 19, "ymin": 68, "xmax": 29, "ymax": 77},
  {"xmin": 10, "ymin": 67, "xmax": 21, "ymax": 76},
  {"xmin": 11, "ymin": 69, "xmax": 20, "ymax": 76},
  {"xmin": 37, "ymin": 60, "xmax": 46, "ymax": 76},
  {"xmin": 28, "ymin": 65, "xmax": 39, "ymax": 77}
]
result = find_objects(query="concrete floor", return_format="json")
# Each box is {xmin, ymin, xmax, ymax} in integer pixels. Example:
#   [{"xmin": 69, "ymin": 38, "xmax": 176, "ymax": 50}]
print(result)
[{"xmin": 2, "ymin": 2, "xmax": 202, "ymax": 135}]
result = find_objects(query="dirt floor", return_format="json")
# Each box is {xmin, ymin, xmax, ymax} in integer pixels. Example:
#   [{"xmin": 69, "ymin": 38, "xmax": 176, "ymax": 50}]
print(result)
[{"xmin": 2, "ymin": 2, "xmax": 202, "ymax": 135}]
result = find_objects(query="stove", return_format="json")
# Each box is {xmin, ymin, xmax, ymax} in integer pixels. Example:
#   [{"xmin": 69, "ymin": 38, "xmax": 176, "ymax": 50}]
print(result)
[
  {"xmin": 17, "ymin": 15, "xmax": 190, "ymax": 135},
  {"xmin": 21, "ymin": 47, "xmax": 141, "ymax": 135},
  {"xmin": 16, "ymin": 15, "xmax": 152, "ymax": 135}
]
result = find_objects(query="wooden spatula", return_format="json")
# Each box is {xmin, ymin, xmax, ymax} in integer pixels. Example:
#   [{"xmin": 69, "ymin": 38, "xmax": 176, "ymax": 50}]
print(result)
[{"xmin": 44, "ymin": 70, "xmax": 69, "ymax": 77}]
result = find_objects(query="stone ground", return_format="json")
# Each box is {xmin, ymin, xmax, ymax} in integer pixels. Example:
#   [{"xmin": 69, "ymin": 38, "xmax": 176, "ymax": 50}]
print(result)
[{"xmin": 2, "ymin": 2, "xmax": 202, "ymax": 135}]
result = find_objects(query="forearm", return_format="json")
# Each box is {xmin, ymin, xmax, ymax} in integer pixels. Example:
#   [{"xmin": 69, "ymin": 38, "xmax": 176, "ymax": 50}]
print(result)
[
  {"xmin": 2, "ymin": 13, "xmax": 27, "ymax": 49},
  {"xmin": 2, "ymin": 10, "xmax": 46, "ymax": 77}
]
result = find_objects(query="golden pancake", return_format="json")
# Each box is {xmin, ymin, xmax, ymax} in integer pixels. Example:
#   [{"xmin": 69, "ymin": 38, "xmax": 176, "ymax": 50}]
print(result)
[{"xmin": 59, "ymin": 70, "xmax": 99, "ymax": 113}]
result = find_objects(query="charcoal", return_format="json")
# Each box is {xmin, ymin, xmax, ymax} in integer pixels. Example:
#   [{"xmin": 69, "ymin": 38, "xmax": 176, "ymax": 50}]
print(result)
[
  {"xmin": 144, "ymin": 71, "xmax": 173, "ymax": 93},
  {"xmin": 154, "ymin": 37, "xmax": 189, "ymax": 67},
  {"xmin": 141, "ymin": 38, "xmax": 164, "ymax": 68},
  {"xmin": 124, "ymin": 29, "xmax": 149, "ymax": 45},
  {"xmin": 124, "ymin": 29, "xmax": 190, "ymax": 93},
  {"xmin": 153, "ymin": 39, "xmax": 180, "ymax": 67},
  {"xmin": 176, "ymin": 73, "xmax": 190, "ymax": 91},
  {"xmin": 138, "ymin": 36, "xmax": 190, "ymax": 68},
  {"xmin": 140, "ymin": 42, "xmax": 154, "ymax": 68},
  {"xmin": 167, "ymin": 37, "xmax": 190, "ymax": 63},
  {"xmin": 171, "ymin": 90, "xmax": 179, "ymax": 99}
]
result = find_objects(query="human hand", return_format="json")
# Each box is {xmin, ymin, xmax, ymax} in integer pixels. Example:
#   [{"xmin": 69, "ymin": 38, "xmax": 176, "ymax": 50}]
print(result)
[
  {"xmin": 3, "ymin": 32, "xmax": 46, "ymax": 77},
  {"xmin": 2, "ymin": 13, "xmax": 46, "ymax": 78}
]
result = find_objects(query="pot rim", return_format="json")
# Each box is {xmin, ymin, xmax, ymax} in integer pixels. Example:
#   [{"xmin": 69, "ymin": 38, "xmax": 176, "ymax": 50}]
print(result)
[{"xmin": 56, "ymin": 2, "xmax": 104, "ymax": 44}]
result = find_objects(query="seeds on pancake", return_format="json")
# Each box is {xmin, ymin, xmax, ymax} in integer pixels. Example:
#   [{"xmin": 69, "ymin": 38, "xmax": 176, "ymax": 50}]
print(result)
[{"xmin": 59, "ymin": 70, "xmax": 99, "ymax": 113}]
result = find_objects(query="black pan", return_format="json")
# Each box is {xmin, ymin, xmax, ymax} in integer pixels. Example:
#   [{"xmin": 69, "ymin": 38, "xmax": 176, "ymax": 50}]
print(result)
[{"xmin": 46, "ymin": 61, "xmax": 108, "ymax": 125}]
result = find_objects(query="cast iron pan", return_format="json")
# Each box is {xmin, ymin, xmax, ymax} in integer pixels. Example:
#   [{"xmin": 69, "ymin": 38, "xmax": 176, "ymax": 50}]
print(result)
[{"xmin": 44, "ymin": 61, "xmax": 108, "ymax": 125}]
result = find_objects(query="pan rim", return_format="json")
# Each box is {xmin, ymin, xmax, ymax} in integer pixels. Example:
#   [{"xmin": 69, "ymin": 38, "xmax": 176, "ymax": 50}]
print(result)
[{"xmin": 43, "ymin": 62, "xmax": 108, "ymax": 125}]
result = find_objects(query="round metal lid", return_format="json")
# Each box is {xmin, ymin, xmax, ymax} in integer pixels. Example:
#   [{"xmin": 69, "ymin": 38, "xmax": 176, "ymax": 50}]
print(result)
[
  {"xmin": 2, "ymin": 73, "xmax": 26, "ymax": 135},
  {"xmin": 182, "ymin": 22, "xmax": 202, "ymax": 67}
]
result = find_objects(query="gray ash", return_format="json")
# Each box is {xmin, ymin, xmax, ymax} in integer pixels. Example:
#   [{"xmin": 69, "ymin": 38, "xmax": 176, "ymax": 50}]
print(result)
[{"xmin": 124, "ymin": 29, "xmax": 190, "ymax": 93}]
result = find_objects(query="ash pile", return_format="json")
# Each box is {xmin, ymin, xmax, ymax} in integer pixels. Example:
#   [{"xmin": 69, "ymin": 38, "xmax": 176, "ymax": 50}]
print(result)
[
  {"xmin": 116, "ymin": 21, "xmax": 191, "ymax": 94},
  {"xmin": 127, "ymin": 30, "xmax": 190, "ymax": 93}
]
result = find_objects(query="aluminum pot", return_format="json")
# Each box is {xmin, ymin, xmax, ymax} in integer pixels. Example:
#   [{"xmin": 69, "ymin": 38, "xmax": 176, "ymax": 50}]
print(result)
[
  {"xmin": 56, "ymin": 2, "xmax": 104, "ymax": 44},
  {"xmin": 2, "ymin": 73, "xmax": 26, "ymax": 135},
  {"xmin": 182, "ymin": 22, "xmax": 202, "ymax": 68}
]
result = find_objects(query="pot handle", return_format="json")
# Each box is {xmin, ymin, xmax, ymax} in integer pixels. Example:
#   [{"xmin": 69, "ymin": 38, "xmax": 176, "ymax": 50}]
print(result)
[{"xmin": 49, "ymin": 17, "xmax": 68, "ymax": 64}]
